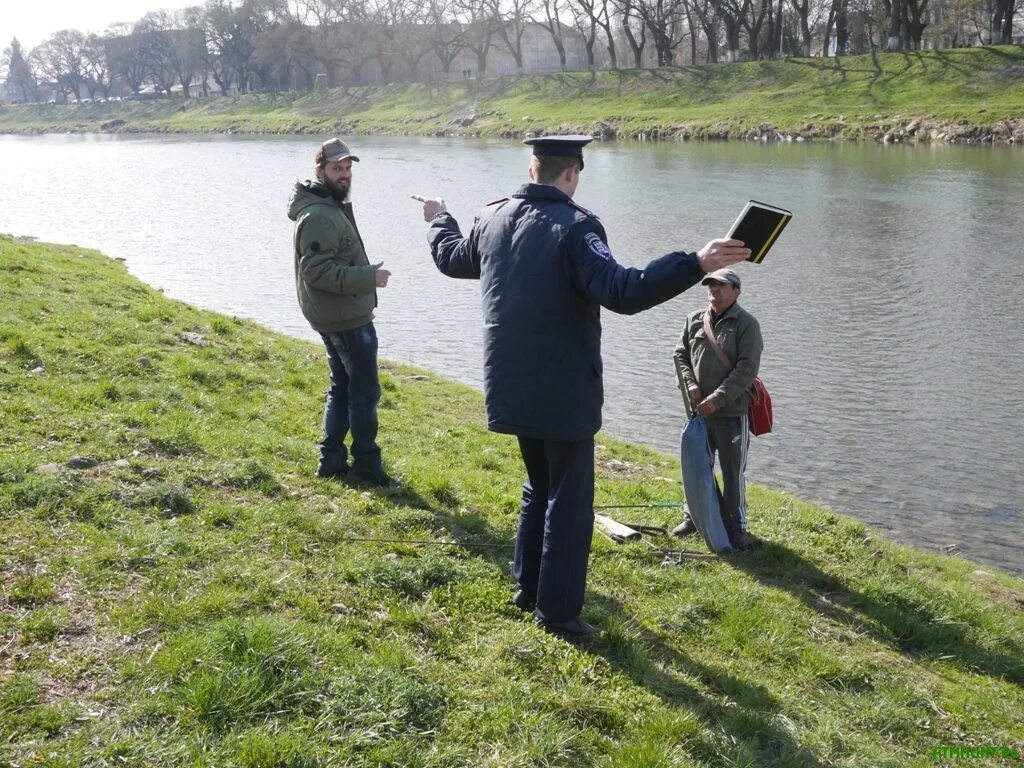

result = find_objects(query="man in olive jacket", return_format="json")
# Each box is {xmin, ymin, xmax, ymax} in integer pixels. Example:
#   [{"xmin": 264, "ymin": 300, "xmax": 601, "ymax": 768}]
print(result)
[
  {"xmin": 673, "ymin": 268, "xmax": 763, "ymax": 549},
  {"xmin": 287, "ymin": 138, "xmax": 393, "ymax": 486}
]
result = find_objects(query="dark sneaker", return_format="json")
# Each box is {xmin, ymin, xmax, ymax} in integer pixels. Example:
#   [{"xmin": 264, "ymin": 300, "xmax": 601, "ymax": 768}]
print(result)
[
  {"xmin": 512, "ymin": 589, "xmax": 536, "ymax": 612},
  {"xmin": 350, "ymin": 468, "xmax": 397, "ymax": 488},
  {"xmin": 671, "ymin": 517, "xmax": 697, "ymax": 538},
  {"xmin": 537, "ymin": 617, "xmax": 602, "ymax": 639},
  {"xmin": 316, "ymin": 461, "xmax": 348, "ymax": 479},
  {"xmin": 730, "ymin": 529, "xmax": 760, "ymax": 551}
]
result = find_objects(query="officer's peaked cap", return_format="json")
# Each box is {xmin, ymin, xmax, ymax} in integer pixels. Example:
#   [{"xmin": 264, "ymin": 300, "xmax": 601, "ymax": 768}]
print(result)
[{"xmin": 524, "ymin": 135, "xmax": 593, "ymax": 170}]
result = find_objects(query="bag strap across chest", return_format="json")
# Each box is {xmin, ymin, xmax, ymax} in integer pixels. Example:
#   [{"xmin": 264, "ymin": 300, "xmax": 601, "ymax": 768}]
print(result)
[{"xmin": 702, "ymin": 310, "xmax": 734, "ymax": 369}]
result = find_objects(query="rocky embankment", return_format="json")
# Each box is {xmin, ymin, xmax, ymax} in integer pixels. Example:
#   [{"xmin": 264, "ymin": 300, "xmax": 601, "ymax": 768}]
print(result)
[{"xmin": 500, "ymin": 117, "xmax": 1024, "ymax": 144}]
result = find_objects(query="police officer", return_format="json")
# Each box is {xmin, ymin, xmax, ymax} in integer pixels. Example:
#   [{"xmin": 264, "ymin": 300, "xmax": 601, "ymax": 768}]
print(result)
[{"xmin": 411, "ymin": 136, "xmax": 750, "ymax": 638}]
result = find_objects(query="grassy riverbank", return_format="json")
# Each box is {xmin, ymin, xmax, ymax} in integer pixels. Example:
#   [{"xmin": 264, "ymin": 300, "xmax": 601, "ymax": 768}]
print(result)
[
  {"xmin": 2, "ymin": 46, "xmax": 1023, "ymax": 143},
  {"xmin": 2, "ymin": 234, "xmax": 1023, "ymax": 767}
]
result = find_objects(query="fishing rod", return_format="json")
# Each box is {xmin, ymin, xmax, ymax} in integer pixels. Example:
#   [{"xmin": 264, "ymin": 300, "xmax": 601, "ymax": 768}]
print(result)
[
  {"xmin": 336, "ymin": 534, "xmax": 715, "ymax": 562},
  {"xmin": 335, "ymin": 535, "xmax": 514, "ymax": 550},
  {"xmin": 593, "ymin": 503, "xmax": 683, "ymax": 510},
  {"xmin": 337, "ymin": 513, "xmax": 714, "ymax": 562}
]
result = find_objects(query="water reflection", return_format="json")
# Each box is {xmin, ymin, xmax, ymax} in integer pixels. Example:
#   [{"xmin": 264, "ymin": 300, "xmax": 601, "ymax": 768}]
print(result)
[{"xmin": 1, "ymin": 133, "xmax": 1021, "ymax": 573}]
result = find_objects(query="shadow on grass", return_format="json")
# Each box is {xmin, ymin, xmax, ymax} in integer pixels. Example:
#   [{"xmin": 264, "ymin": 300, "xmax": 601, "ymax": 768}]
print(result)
[
  {"xmin": 725, "ymin": 540, "xmax": 1024, "ymax": 686},
  {"xmin": 589, "ymin": 593, "xmax": 825, "ymax": 767}
]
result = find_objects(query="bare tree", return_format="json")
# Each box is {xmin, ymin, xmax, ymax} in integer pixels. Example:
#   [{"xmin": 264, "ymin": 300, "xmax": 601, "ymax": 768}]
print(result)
[
  {"xmin": 537, "ymin": 0, "xmax": 569, "ymax": 70},
  {"xmin": 367, "ymin": 0, "xmax": 428, "ymax": 82},
  {"xmin": 744, "ymin": 0, "xmax": 771, "ymax": 57},
  {"xmin": 172, "ymin": 8, "xmax": 208, "ymax": 96},
  {"xmin": 104, "ymin": 24, "xmax": 148, "ymax": 96},
  {"xmin": 81, "ymin": 34, "xmax": 112, "ymax": 98},
  {"xmin": 631, "ymin": 0, "xmax": 690, "ymax": 64},
  {"xmin": 300, "ymin": 0, "xmax": 376, "ymax": 86},
  {"xmin": 613, "ymin": 0, "xmax": 649, "ymax": 67},
  {"xmin": 788, "ymin": 0, "xmax": 812, "ymax": 55},
  {"xmin": 708, "ymin": 0, "xmax": 744, "ymax": 60},
  {"xmin": 881, "ymin": 0, "xmax": 906, "ymax": 48},
  {"xmin": 254, "ymin": 0, "xmax": 318, "ymax": 90},
  {"xmin": 301, "ymin": 0, "xmax": 348, "ymax": 86},
  {"xmin": 571, "ymin": 0, "xmax": 618, "ymax": 67},
  {"xmin": 569, "ymin": 0, "xmax": 601, "ymax": 65},
  {"xmin": 393, "ymin": 0, "xmax": 433, "ymax": 81},
  {"xmin": 32, "ymin": 30, "xmax": 87, "ymax": 102},
  {"xmin": 423, "ymin": 0, "xmax": 465, "ymax": 78},
  {"xmin": 904, "ymin": 0, "xmax": 929, "ymax": 46},
  {"xmin": 135, "ymin": 11, "xmax": 181, "ymax": 94},
  {"xmin": 455, "ymin": 0, "xmax": 500, "ymax": 76},
  {"xmin": 684, "ymin": 0, "xmax": 720, "ymax": 62},
  {"xmin": 492, "ymin": 0, "xmax": 538, "ymax": 73},
  {"xmin": 822, "ymin": 0, "xmax": 849, "ymax": 54},
  {"xmin": 204, "ymin": 0, "xmax": 272, "ymax": 93},
  {"xmin": 992, "ymin": 0, "xmax": 1019, "ymax": 42}
]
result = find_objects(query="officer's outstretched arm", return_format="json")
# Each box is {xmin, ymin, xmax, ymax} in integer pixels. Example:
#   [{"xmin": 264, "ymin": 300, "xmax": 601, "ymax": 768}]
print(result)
[{"xmin": 570, "ymin": 223, "xmax": 705, "ymax": 314}]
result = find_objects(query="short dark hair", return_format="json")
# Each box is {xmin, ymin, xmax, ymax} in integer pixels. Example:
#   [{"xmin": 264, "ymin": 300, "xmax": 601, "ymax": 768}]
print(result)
[{"xmin": 531, "ymin": 154, "xmax": 581, "ymax": 184}]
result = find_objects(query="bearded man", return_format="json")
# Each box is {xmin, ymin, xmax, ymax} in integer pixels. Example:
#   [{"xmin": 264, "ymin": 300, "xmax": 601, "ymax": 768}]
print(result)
[{"xmin": 287, "ymin": 138, "xmax": 394, "ymax": 486}]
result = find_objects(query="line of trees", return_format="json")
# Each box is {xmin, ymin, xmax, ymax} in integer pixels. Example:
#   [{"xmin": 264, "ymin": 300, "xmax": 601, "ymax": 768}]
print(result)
[{"xmin": 2, "ymin": 0, "xmax": 1021, "ymax": 102}]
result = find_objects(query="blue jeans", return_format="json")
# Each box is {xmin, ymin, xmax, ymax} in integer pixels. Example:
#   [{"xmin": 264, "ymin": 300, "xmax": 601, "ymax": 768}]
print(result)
[{"xmin": 319, "ymin": 323, "xmax": 382, "ymax": 474}]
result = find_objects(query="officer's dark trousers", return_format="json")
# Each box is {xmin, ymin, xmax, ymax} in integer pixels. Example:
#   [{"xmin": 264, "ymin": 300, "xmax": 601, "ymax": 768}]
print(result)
[{"xmin": 514, "ymin": 436, "xmax": 595, "ymax": 624}]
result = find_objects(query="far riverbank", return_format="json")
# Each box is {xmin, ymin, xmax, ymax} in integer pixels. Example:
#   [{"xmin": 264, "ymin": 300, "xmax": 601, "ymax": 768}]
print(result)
[{"xmin": 2, "ymin": 46, "xmax": 1023, "ymax": 144}]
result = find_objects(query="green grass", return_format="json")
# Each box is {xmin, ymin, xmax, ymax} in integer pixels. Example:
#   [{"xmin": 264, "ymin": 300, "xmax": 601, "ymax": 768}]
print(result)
[
  {"xmin": 2, "ymin": 46, "xmax": 1023, "ymax": 141},
  {"xmin": 1, "ymin": 234, "xmax": 1023, "ymax": 766}
]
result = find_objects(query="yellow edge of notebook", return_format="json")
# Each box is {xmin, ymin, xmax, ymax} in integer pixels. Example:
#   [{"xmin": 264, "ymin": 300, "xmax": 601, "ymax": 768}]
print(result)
[{"xmin": 750, "ymin": 214, "xmax": 792, "ymax": 264}]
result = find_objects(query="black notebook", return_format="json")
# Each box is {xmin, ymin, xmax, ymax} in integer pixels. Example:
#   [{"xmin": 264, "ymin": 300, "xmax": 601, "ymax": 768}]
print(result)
[{"xmin": 726, "ymin": 200, "xmax": 792, "ymax": 264}]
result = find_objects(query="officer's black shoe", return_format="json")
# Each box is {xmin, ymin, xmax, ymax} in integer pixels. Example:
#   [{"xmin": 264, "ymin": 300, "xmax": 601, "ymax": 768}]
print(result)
[
  {"xmin": 671, "ymin": 518, "xmax": 697, "ymax": 538},
  {"xmin": 537, "ymin": 617, "xmax": 602, "ymax": 639},
  {"xmin": 316, "ymin": 461, "xmax": 348, "ymax": 479},
  {"xmin": 730, "ymin": 529, "xmax": 760, "ymax": 551},
  {"xmin": 511, "ymin": 590, "xmax": 536, "ymax": 612},
  {"xmin": 349, "ymin": 468, "xmax": 398, "ymax": 488}
]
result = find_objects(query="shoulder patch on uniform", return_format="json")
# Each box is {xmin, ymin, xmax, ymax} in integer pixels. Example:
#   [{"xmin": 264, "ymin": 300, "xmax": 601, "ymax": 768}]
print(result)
[
  {"xmin": 310, "ymin": 241, "xmax": 321, "ymax": 253},
  {"xmin": 485, "ymin": 197, "xmax": 509, "ymax": 206},
  {"xmin": 568, "ymin": 200, "xmax": 599, "ymax": 219},
  {"xmin": 584, "ymin": 231, "xmax": 612, "ymax": 260}
]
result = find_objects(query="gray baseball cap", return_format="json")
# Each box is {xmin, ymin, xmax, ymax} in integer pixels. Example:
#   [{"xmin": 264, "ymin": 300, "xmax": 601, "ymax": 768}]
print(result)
[
  {"xmin": 316, "ymin": 138, "xmax": 360, "ymax": 164},
  {"xmin": 701, "ymin": 268, "xmax": 741, "ymax": 288}
]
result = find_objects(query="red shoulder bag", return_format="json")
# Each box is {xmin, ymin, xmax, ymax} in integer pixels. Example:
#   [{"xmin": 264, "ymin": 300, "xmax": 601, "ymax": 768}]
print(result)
[{"xmin": 701, "ymin": 311, "xmax": 772, "ymax": 436}]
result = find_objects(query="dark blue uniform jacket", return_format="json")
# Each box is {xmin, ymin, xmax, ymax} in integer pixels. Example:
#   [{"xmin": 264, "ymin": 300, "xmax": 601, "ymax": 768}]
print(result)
[{"xmin": 428, "ymin": 183, "xmax": 705, "ymax": 441}]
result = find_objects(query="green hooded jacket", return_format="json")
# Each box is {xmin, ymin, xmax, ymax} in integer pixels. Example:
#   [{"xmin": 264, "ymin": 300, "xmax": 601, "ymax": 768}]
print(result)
[
  {"xmin": 673, "ymin": 301, "xmax": 763, "ymax": 418},
  {"xmin": 287, "ymin": 180, "xmax": 377, "ymax": 333}
]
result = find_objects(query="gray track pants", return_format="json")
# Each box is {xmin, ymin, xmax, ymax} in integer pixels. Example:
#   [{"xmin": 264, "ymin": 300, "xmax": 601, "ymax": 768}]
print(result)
[{"xmin": 705, "ymin": 414, "xmax": 750, "ymax": 534}]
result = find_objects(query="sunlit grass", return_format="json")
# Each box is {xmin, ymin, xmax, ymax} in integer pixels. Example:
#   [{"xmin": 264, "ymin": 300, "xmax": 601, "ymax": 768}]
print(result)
[{"xmin": 1, "ymin": 234, "xmax": 1022, "ymax": 765}]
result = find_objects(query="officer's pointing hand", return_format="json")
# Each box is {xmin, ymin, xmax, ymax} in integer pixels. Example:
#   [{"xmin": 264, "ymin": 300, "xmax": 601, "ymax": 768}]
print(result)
[
  {"xmin": 373, "ymin": 261, "xmax": 391, "ymax": 288},
  {"xmin": 411, "ymin": 194, "xmax": 447, "ymax": 222},
  {"xmin": 697, "ymin": 238, "xmax": 751, "ymax": 272}
]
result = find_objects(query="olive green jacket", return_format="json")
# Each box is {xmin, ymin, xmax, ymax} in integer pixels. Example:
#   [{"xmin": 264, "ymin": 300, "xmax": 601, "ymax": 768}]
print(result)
[
  {"xmin": 673, "ymin": 301, "xmax": 763, "ymax": 418},
  {"xmin": 287, "ymin": 180, "xmax": 377, "ymax": 333}
]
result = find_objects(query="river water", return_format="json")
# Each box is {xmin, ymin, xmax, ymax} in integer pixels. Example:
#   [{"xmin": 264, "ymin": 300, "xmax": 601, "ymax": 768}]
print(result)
[{"xmin": 1, "ymin": 133, "xmax": 1021, "ymax": 574}]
